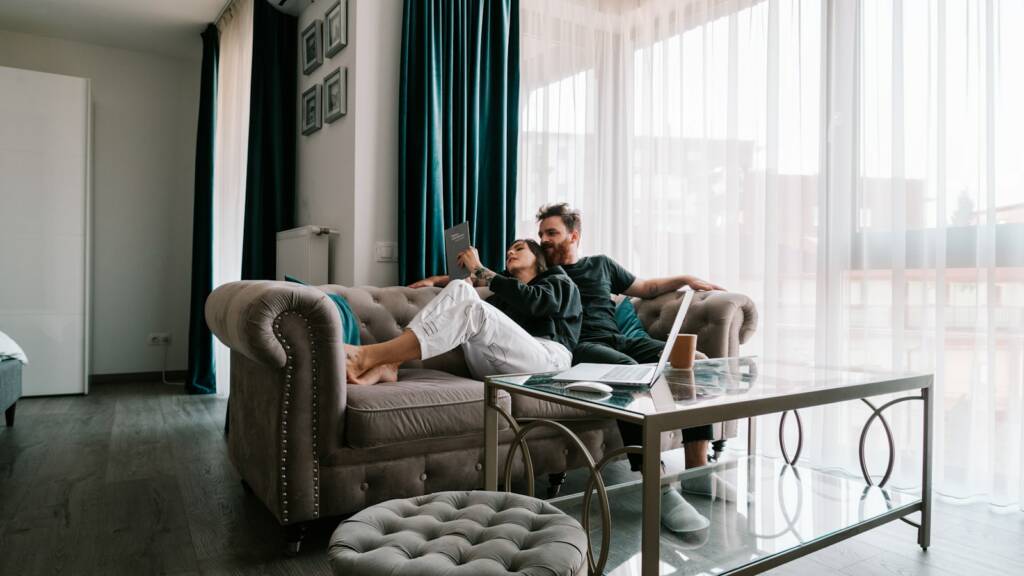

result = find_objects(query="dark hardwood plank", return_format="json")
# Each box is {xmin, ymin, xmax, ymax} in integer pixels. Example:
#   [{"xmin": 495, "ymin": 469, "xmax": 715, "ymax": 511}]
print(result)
[
  {"xmin": 763, "ymin": 555, "xmax": 842, "ymax": 575},
  {"xmin": 162, "ymin": 393, "xmax": 280, "ymax": 562},
  {"xmin": 67, "ymin": 475, "xmax": 199, "ymax": 574},
  {"xmin": 3, "ymin": 382, "xmax": 1024, "ymax": 576},
  {"xmin": 13, "ymin": 395, "xmax": 78, "ymax": 416},
  {"xmin": 839, "ymin": 551, "xmax": 963, "ymax": 576},
  {"xmin": 105, "ymin": 385, "xmax": 175, "ymax": 482}
]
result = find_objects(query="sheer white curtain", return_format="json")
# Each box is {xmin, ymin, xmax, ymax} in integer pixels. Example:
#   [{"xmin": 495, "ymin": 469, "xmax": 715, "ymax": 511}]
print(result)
[
  {"xmin": 213, "ymin": 0, "xmax": 253, "ymax": 395},
  {"xmin": 519, "ymin": 0, "xmax": 1024, "ymax": 508},
  {"xmin": 827, "ymin": 0, "xmax": 1024, "ymax": 508}
]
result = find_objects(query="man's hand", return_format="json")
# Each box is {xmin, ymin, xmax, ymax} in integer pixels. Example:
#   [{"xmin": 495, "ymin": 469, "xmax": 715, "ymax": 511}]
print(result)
[
  {"xmin": 408, "ymin": 275, "xmax": 446, "ymax": 288},
  {"xmin": 685, "ymin": 275, "xmax": 726, "ymax": 292},
  {"xmin": 457, "ymin": 246, "xmax": 482, "ymax": 273}
]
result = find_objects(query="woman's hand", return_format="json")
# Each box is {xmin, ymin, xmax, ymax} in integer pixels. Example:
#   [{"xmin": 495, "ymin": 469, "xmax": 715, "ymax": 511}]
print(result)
[{"xmin": 457, "ymin": 246, "xmax": 483, "ymax": 273}]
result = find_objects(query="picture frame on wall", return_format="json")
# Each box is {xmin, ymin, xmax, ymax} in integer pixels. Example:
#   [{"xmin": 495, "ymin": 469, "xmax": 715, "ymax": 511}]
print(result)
[
  {"xmin": 301, "ymin": 84, "xmax": 322, "ymax": 135},
  {"xmin": 324, "ymin": 67, "xmax": 346, "ymax": 123},
  {"xmin": 301, "ymin": 20, "xmax": 323, "ymax": 75},
  {"xmin": 325, "ymin": 1, "xmax": 347, "ymax": 57}
]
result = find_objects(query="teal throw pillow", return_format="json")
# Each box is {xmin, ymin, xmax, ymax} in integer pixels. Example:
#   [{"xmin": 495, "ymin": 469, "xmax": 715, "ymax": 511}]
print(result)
[
  {"xmin": 284, "ymin": 275, "xmax": 361, "ymax": 345},
  {"xmin": 615, "ymin": 298, "xmax": 649, "ymax": 339}
]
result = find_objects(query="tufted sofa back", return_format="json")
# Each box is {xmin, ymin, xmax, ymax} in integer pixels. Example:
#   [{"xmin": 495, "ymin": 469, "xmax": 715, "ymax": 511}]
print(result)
[
  {"xmin": 319, "ymin": 285, "xmax": 494, "ymax": 377},
  {"xmin": 320, "ymin": 285, "xmax": 757, "ymax": 374},
  {"xmin": 630, "ymin": 290, "xmax": 758, "ymax": 358}
]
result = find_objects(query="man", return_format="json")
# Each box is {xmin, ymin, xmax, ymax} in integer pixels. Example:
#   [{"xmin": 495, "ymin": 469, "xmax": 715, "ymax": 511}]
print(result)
[{"xmin": 536, "ymin": 202, "xmax": 729, "ymax": 533}]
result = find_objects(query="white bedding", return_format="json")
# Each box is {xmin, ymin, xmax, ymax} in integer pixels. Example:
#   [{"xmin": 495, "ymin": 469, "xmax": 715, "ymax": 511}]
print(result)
[{"xmin": 0, "ymin": 330, "xmax": 28, "ymax": 364}]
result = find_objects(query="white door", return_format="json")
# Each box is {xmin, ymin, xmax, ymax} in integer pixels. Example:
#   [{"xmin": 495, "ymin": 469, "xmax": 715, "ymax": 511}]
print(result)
[{"xmin": 0, "ymin": 66, "xmax": 91, "ymax": 396}]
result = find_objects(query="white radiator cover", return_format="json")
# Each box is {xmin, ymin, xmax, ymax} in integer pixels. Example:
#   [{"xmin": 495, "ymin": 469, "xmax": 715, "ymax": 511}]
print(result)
[{"xmin": 276, "ymin": 225, "xmax": 333, "ymax": 285}]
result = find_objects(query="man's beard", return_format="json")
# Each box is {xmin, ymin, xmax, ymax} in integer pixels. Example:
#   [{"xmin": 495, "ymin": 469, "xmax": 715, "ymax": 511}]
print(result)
[{"xmin": 542, "ymin": 239, "xmax": 573, "ymax": 265}]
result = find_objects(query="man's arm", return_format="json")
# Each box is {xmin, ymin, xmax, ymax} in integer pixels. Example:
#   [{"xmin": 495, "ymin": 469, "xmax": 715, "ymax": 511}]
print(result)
[
  {"xmin": 408, "ymin": 275, "xmax": 451, "ymax": 288},
  {"xmin": 623, "ymin": 275, "xmax": 726, "ymax": 299}
]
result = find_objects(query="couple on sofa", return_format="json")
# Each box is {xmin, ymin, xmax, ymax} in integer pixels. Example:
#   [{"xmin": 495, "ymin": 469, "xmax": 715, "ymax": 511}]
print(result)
[{"xmin": 344, "ymin": 202, "xmax": 729, "ymax": 533}]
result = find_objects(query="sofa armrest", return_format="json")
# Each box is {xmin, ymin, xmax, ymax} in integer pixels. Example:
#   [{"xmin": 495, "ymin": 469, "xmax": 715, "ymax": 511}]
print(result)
[
  {"xmin": 632, "ymin": 290, "xmax": 758, "ymax": 358},
  {"xmin": 205, "ymin": 280, "xmax": 340, "ymax": 368},
  {"xmin": 205, "ymin": 280, "xmax": 347, "ymax": 525}
]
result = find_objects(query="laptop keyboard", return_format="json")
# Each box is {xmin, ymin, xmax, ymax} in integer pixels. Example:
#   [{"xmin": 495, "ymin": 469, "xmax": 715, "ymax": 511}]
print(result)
[{"xmin": 601, "ymin": 365, "xmax": 652, "ymax": 381}]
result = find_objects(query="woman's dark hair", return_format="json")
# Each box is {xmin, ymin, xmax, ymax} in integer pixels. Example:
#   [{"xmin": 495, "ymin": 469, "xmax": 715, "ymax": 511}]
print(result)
[{"xmin": 511, "ymin": 238, "xmax": 548, "ymax": 274}]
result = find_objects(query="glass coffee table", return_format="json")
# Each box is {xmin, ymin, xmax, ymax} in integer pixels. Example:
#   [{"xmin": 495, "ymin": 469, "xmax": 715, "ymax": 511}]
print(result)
[{"xmin": 483, "ymin": 357, "xmax": 933, "ymax": 575}]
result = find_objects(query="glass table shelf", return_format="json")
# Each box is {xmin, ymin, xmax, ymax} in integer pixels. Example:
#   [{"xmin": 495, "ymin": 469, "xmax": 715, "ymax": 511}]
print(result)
[{"xmin": 549, "ymin": 455, "xmax": 921, "ymax": 576}]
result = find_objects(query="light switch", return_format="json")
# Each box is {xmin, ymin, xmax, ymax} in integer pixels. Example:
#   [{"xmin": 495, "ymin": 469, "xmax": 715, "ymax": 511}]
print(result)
[{"xmin": 375, "ymin": 241, "xmax": 398, "ymax": 262}]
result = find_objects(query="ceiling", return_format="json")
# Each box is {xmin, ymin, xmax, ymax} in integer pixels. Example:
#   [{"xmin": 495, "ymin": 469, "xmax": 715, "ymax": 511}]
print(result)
[{"xmin": 0, "ymin": 0, "xmax": 307, "ymax": 61}]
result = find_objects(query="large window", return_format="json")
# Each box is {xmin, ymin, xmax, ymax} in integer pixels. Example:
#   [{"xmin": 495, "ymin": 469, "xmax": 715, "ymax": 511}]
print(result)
[{"xmin": 519, "ymin": 0, "xmax": 1024, "ymax": 508}]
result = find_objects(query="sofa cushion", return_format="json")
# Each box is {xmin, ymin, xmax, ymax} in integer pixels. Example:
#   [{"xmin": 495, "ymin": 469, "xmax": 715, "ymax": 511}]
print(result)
[
  {"xmin": 285, "ymin": 275, "xmax": 361, "ymax": 344},
  {"xmin": 615, "ymin": 298, "xmax": 649, "ymax": 340},
  {"xmin": 511, "ymin": 394, "xmax": 596, "ymax": 420},
  {"xmin": 345, "ymin": 369, "xmax": 511, "ymax": 449}
]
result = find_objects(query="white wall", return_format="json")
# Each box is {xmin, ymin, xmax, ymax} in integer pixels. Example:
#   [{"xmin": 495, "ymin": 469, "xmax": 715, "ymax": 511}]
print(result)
[
  {"xmin": 296, "ymin": 0, "xmax": 401, "ymax": 287},
  {"xmin": 0, "ymin": 30, "xmax": 200, "ymax": 376}
]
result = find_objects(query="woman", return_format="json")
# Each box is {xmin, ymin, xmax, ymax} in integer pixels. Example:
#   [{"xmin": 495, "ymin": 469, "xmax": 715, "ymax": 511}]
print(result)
[{"xmin": 345, "ymin": 239, "xmax": 582, "ymax": 384}]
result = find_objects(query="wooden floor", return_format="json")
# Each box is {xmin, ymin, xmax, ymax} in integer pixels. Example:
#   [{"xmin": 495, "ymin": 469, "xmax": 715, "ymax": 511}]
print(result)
[{"xmin": 0, "ymin": 382, "xmax": 1021, "ymax": 575}]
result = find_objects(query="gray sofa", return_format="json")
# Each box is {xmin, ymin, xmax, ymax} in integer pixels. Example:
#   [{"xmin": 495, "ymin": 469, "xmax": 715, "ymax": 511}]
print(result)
[{"xmin": 206, "ymin": 281, "xmax": 756, "ymax": 546}]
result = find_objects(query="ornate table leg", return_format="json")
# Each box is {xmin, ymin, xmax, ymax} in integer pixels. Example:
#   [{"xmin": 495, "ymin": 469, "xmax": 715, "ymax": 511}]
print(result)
[
  {"xmin": 920, "ymin": 386, "xmax": 932, "ymax": 550},
  {"xmin": 498, "ymin": 405, "xmax": 612, "ymax": 575},
  {"xmin": 856, "ymin": 394, "xmax": 930, "ymax": 539},
  {"xmin": 778, "ymin": 410, "xmax": 804, "ymax": 466},
  {"xmin": 640, "ymin": 422, "xmax": 660, "ymax": 576},
  {"xmin": 484, "ymin": 383, "xmax": 499, "ymax": 491}
]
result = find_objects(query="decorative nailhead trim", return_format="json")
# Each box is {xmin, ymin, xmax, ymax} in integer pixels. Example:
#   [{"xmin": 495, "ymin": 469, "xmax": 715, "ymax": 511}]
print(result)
[
  {"xmin": 271, "ymin": 309, "xmax": 324, "ymax": 523},
  {"xmin": 274, "ymin": 311, "xmax": 294, "ymax": 525},
  {"xmin": 309, "ymin": 315, "xmax": 322, "ymax": 519}
]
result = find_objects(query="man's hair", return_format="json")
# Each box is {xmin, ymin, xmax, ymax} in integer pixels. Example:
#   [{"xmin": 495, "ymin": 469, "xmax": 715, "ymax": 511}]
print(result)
[
  {"xmin": 535, "ymin": 203, "xmax": 582, "ymax": 234},
  {"xmin": 512, "ymin": 239, "xmax": 548, "ymax": 274}
]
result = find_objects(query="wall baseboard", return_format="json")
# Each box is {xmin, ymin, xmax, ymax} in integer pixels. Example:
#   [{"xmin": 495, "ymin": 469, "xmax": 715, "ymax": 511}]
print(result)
[{"xmin": 89, "ymin": 370, "xmax": 187, "ymax": 385}]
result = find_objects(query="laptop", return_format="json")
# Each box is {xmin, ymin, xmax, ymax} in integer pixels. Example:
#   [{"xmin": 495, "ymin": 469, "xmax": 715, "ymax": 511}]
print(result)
[{"xmin": 552, "ymin": 287, "xmax": 695, "ymax": 387}]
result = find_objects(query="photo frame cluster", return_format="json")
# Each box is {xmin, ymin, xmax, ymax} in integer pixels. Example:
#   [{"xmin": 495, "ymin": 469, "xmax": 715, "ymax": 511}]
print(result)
[{"xmin": 300, "ymin": 0, "xmax": 348, "ymax": 136}]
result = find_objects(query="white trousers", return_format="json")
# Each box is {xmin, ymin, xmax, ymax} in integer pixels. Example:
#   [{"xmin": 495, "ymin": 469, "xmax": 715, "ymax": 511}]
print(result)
[{"xmin": 407, "ymin": 281, "xmax": 572, "ymax": 379}]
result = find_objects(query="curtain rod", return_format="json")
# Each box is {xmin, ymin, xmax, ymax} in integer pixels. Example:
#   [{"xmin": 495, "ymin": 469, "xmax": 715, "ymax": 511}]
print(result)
[
  {"xmin": 218, "ymin": 0, "xmax": 294, "ymax": 23},
  {"xmin": 215, "ymin": 0, "xmax": 258, "ymax": 25},
  {"xmin": 215, "ymin": 0, "xmax": 233, "ymax": 24}
]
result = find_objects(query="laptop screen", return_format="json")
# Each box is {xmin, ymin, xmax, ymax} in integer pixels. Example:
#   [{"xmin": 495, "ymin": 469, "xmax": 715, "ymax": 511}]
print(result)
[{"xmin": 652, "ymin": 288, "xmax": 695, "ymax": 375}]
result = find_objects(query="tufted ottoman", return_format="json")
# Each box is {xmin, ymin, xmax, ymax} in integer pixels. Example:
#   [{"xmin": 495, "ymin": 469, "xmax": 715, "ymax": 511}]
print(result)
[{"xmin": 328, "ymin": 491, "xmax": 588, "ymax": 575}]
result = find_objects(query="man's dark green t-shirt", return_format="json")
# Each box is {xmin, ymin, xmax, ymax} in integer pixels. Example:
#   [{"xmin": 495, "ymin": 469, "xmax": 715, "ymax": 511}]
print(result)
[{"xmin": 559, "ymin": 255, "xmax": 636, "ymax": 342}]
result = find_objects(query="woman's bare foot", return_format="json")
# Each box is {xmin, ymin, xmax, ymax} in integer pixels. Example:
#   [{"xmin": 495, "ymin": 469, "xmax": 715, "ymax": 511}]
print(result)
[
  {"xmin": 345, "ymin": 345, "xmax": 373, "ymax": 383},
  {"xmin": 348, "ymin": 363, "xmax": 389, "ymax": 385},
  {"xmin": 378, "ymin": 363, "xmax": 400, "ymax": 383}
]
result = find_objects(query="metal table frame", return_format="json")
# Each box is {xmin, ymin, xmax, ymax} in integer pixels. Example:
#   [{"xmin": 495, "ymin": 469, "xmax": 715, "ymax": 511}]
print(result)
[{"xmin": 483, "ymin": 364, "xmax": 933, "ymax": 575}]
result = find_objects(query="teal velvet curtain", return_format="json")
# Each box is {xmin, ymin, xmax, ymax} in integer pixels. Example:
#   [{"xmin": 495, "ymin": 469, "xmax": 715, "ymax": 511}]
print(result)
[
  {"xmin": 242, "ymin": 0, "xmax": 297, "ymax": 280},
  {"xmin": 398, "ymin": 0, "xmax": 520, "ymax": 284},
  {"xmin": 186, "ymin": 24, "xmax": 219, "ymax": 395}
]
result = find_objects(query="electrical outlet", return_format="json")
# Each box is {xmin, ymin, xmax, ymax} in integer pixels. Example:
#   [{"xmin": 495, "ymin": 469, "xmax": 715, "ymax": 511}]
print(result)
[{"xmin": 147, "ymin": 332, "xmax": 171, "ymax": 346}]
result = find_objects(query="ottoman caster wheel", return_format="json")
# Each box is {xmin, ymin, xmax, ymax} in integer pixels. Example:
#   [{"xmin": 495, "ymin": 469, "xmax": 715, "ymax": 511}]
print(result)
[
  {"xmin": 284, "ymin": 524, "xmax": 307, "ymax": 557},
  {"xmin": 546, "ymin": 472, "xmax": 567, "ymax": 499}
]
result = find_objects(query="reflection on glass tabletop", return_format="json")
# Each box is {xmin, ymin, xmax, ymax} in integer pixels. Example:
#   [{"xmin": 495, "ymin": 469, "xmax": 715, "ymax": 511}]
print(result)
[{"xmin": 488, "ymin": 356, "xmax": 929, "ymax": 417}]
